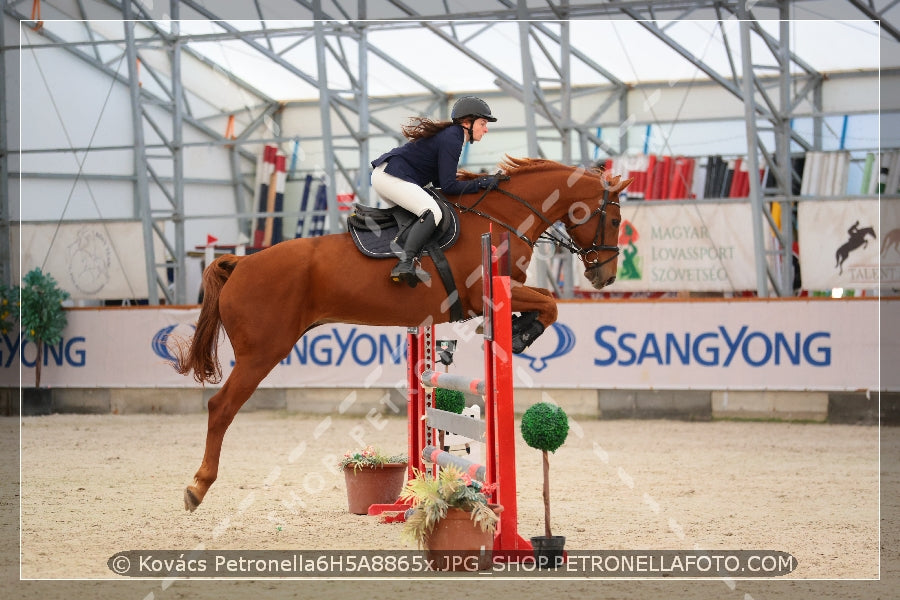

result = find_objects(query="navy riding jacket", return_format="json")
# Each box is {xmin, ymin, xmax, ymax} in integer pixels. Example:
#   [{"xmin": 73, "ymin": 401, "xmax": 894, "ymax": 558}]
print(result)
[{"xmin": 371, "ymin": 124, "xmax": 481, "ymax": 196}]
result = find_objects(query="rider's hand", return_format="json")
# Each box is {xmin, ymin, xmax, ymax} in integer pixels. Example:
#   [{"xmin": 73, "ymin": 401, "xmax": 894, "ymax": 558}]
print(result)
[{"xmin": 477, "ymin": 175, "xmax": 501, "ymax": 190}]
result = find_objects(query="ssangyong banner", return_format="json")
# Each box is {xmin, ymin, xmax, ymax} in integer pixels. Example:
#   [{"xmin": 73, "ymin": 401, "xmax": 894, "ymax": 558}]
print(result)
[{"xmin": 0, "ymin": 299, "xmax": 887, "ymax": 392}]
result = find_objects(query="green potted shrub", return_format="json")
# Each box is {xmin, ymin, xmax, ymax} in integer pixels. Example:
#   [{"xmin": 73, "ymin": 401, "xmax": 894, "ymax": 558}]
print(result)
[
  {"xmin": 399, "ymin": 465, "xmax": 500, "ymax": 571},
  {"xmin": 434, "ymin": 387, "xmax": 466, "ymax": 414},
  {"xmin": 338, "ymin": 445, "xmax": 408, "ymax": 515},
  {"xmin": 20, "ymin": 268, "xmax": 70, "ymax": 388},
  {"xmin": 520, "ymin": 401, "xmax": 569, "ymax": 568},
  {"xmin": 434, "ymin": 387, "xmax": 466, "ymax": 450}
]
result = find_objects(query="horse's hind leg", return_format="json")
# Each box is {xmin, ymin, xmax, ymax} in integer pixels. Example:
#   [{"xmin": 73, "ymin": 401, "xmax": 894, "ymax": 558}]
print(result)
[{"xmin": 184, "ymin": 362, "xmax": 270, "ymax": 512}]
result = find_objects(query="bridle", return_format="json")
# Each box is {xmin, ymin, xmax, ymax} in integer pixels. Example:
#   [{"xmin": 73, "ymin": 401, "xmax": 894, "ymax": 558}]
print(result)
[
  {"xmin": 448, "ymin": 184, "xmax": 621, "ymax": 270},
  {"xmin": 563, "ymin": 189, "xmax": 621, "ymax": 269}
]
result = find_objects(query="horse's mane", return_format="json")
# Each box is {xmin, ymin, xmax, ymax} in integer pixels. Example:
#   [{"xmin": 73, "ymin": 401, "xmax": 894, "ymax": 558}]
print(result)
[
  {"xmin": 499, "ymin": 156, "xmax": 620, "ymax": 186},
  {"xmin": 459, "ymin": 155, "xmax": 626, "ymax": 189}
]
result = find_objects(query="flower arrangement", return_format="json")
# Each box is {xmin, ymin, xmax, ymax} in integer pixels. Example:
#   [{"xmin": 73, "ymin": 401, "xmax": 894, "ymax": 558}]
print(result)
[
  {"xmin": 338, "ymin": 445, "xmax": 407, "ymax": 473},
  {"xmin": 0, "ymin": 283, "xmax": 19, "ymax": 338},
  {"xmin": 399, "ymin": 465, "xmax": 499, "ymax": 547}
]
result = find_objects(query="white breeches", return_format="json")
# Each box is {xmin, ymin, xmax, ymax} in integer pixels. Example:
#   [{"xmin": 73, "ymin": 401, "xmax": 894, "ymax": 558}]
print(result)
[{"xmin": 371, "ymin": 162, "xmax": 443, "ymax": 225}]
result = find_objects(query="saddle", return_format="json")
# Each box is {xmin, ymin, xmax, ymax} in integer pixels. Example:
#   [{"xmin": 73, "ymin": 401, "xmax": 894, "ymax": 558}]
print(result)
[
  {"xmin": 347, "ymin": 195, "xmax": 459, "ymax": 258},
  {"xmin": 347, "ymin": 190, "xmax": 464, "ymax": 322}
]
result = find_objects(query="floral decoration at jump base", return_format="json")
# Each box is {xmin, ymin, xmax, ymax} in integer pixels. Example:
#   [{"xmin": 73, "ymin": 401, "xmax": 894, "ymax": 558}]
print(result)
[{"xmin": 399, "ymin": 465, "xmax": 501, "ymax": 571}]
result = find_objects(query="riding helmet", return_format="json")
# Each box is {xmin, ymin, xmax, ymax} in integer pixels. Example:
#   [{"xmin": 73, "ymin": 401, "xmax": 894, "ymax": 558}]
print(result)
[{"xmin": 451, "ymin": 96, "xmax": 497, "ymax": 122}]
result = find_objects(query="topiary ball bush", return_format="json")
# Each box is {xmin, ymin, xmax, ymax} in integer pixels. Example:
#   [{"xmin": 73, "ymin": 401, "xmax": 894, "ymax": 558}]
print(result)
[
  {"xmin": 434, "ymin": 388, "xmax": 466, "ymax": 414},
  {"xmin": 520, "ymin": 402, "xmax": 569, "ymax": 453}
]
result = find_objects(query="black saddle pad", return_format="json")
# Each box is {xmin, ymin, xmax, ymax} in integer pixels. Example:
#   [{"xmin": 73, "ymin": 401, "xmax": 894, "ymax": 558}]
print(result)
[{"xmin": 348, "ymin": 194, "xmax": 460, "ymax": 258}]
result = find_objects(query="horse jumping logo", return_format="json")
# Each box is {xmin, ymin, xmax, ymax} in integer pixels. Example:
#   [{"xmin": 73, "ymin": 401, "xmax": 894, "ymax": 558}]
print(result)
[
  {"xmin": 882, "ymin": 228, "xmax": 900, "ymax": 258},
  {"xmin": 835, "ymin": 220, "xmax": 876, "ymax": 275}
]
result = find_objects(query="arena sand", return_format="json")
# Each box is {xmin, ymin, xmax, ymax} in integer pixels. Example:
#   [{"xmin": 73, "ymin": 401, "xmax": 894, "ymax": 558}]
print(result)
[{"xmin": 3, "ymin": 412, "xmax": 898, "ymax": 599}]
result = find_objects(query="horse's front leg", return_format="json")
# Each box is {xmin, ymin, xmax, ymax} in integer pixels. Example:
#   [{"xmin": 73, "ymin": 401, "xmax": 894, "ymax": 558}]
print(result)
[{"xmin": 508, "ymin": 284, "xmax": 558, "ymax": 353}]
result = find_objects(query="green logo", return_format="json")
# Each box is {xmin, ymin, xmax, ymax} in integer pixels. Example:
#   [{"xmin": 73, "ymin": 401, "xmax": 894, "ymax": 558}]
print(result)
[{"xmin": 618, "ymin": 221, "xmax": 641, "ymax": 280}]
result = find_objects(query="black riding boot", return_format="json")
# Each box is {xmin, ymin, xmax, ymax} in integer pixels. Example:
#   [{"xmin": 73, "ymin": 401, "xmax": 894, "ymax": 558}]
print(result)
[{"xmin": 390, "ymin": 211, "xmax": 436, "ymax": 287}]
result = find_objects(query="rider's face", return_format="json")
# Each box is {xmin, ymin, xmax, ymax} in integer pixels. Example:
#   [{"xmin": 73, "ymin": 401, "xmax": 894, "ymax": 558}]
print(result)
[{"xmin": 468, "ymin": 118, "xmax": 489, "ymax": 142}]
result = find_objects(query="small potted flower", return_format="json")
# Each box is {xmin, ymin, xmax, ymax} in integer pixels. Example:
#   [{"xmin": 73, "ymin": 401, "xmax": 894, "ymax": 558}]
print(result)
[
  {"xmin": 399, "ymin": 465, "xmax": 501, "ymax": 571},
  {"xmin": 520, "ymin": 401, "xmax": 569, "ymax": 568},
  {"xmin": 338, "ymin": 445, "xmax": 408, "ymax": 515}
]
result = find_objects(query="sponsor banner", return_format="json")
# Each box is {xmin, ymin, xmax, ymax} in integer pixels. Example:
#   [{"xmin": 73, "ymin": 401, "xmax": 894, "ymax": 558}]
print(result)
[
  {"xmin": 13, "ymin": 222, "xmax": 164, "ymax": 301},
  {"xmin": 0, "ymin": 299, "xmax": 885, "ymax": 391},
  {"xmin": 585, "ymin": 202, "xmax": 759, "ymax": 292},
  {"xmin": 880, "ymin": 198, "xmax": 900, "ymax": 289},
  {"xmin": 797, "ymin": 198, "xmax": 883, "ymax": 289}
]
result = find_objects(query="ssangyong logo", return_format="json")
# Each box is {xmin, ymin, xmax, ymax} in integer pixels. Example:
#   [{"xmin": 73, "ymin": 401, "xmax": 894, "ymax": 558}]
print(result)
[{"xmin": 517, "ymin": 322, "xmax": 576, "ymax": 372}]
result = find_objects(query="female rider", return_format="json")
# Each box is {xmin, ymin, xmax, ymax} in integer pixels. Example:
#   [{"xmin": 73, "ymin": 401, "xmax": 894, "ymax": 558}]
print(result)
[{"xmin": 370, "ymin": 96, "xmax": 499, "ymax": 287}]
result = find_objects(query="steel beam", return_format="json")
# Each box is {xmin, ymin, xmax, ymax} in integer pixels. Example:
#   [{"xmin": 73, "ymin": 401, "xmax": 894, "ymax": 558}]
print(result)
[
  {"xmin": 123, "ymin": 13, "xmax": 159, "ymax": 304},
  {"xmin": 313, "ymin": 13, "xmax": 341, "ymax": 233},
  {"xmin": 170, "ymin": 7, "xmax": 187, "ymax": 304},
  {"xmin": 0, "ymin": 16, "xmax": 8, "ymax": 287}
]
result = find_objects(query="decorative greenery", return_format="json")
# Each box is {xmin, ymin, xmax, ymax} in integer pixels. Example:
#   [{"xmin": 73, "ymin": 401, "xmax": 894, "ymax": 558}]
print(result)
[
  {"xmin": 338, "ymin": 445, "xmax": 407, "ymax": 473},
  {"xmin": 520, "ymin": 402, "xmax": 569, "ymax": 453},
  {"xmin": 399, "ymin": 466, "xmax": 499, "ymax": 547},
  {"xmin": 0, "ymin": 282, "xmax": 19, "ymax": 337},
  {"xmin": 434, "ymin": 388, "xmax": 466, "ymax": 414},
  {"xmin": 520, "ymin": 402, "xmax": 570, "ymax": 539},
  {"xmin": 19, "ymin": 269, "xmax": 70, "ymax": 388}
]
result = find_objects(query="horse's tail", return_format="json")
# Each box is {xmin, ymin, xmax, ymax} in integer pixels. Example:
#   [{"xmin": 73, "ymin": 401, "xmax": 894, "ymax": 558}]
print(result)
[{"xmin": 173, "ymin": 254, "xmax": 242, "ymax": 385}]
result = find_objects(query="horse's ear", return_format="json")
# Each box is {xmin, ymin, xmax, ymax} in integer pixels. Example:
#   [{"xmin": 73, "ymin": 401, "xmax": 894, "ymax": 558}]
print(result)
[
  {"xmin": 618, "ymin": 177, "xmax": 634, "ymax": 192},
  {"xmin": 600, "ymin": 172, "xmax": 621, "ymax": 189}
]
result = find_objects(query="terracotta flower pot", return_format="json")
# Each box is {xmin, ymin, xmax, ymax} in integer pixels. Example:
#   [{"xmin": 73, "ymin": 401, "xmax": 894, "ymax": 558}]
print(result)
[
  {"xmin": 342, "ymin": 463, "xmax": 407, "ymax": 515},
  {"xmin": 424, "ymin": 505, "xmax": 502, "ymax": 571}
]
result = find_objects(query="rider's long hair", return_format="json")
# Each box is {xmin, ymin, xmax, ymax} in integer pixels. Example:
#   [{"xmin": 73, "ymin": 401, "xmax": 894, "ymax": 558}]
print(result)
[{"xmin": 401, "ymin": 117, "xmax": 456, "ymax": 141}]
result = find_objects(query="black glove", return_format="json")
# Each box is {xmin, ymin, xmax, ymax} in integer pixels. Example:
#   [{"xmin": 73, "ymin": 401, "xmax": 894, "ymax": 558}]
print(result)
[{"xmin": 477, "ymin": 173, "xmax": 507, "ymax": 190}]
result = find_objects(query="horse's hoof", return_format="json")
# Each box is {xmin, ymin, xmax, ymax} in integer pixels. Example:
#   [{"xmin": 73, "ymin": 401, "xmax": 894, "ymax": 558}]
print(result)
[
  {"xmin": 512, "ymin": 321, "xmax": 545, "ymax": 354},
  {"xmin": 184, "ymin": 487, "xmax": 201, "ymax": 512}
]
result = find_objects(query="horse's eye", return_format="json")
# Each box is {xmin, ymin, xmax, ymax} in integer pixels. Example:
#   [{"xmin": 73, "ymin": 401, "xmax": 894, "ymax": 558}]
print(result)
[{"xmin": 612, "ymin": 218, "xmax": 621, "ymax": 228}]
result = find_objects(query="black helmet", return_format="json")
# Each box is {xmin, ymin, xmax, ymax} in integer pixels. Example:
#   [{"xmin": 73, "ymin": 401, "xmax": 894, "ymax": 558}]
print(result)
[{"xmin": 451, "ymin": 96, "xmax": 497, "ymax": 122}]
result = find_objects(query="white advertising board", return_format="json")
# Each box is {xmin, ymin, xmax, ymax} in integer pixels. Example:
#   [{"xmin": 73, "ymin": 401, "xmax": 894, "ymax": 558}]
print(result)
[
  {"xmin": 582, "ymin": 202, "xmax": 759, "ymax": 292},
  {"xmin": 0, "ymin": 299, "xmax": 887, "ymax": 392},
  {"xmin": 13, "ymin": 222, "xmax": 164, "ymax": 301},
  {"xmin": 797, "ymin": 199, "xmax": 884, "ymax": 290}
]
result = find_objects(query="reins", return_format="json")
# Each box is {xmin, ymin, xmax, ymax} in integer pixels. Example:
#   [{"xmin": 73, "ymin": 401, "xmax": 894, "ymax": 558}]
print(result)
[{"xmin": 447, "ymin": 179, "xmax": 621, "ymax": 269}]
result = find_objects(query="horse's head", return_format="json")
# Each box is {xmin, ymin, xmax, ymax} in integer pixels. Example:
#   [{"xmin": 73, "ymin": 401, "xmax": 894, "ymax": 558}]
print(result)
[
  {"xmin": 561, "ymin": 169, "xmax": 632, "ymax": 289},
  {"xmin": 472, "ymin": 158, "xmax": 632, "ymax": 289}
]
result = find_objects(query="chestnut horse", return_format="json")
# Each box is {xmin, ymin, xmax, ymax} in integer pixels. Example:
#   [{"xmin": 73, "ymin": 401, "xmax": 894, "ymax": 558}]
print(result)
[{"xmin": 176, "ymin": 156, "xmax": 631, "ymax": 511}]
